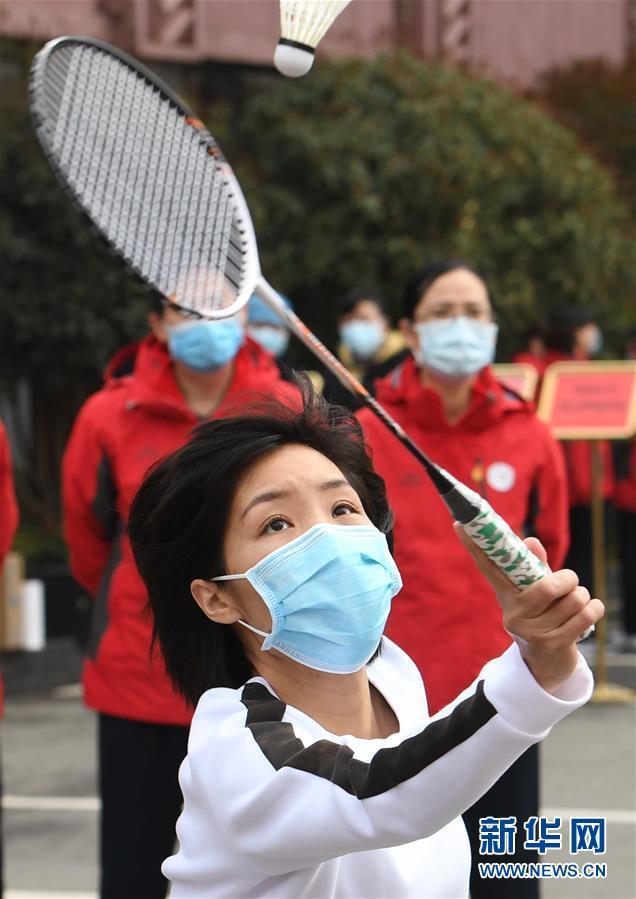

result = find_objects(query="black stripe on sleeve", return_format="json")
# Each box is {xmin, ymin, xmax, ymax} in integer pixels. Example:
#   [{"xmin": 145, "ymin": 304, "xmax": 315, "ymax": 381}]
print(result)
[{"xmin": 241, "ymin": 681, "xmax": 496, "ymax": 799}]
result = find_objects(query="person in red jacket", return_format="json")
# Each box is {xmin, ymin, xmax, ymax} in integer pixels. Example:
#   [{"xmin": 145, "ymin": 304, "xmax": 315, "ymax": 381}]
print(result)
[
  {"xmin": 357, "ymin": 260, "xmax": 569, "ymax": 899},
  {"xmin": 62, "ymin": 292, "xmax": 298, "ymax": 899},
  {"xmin": 543, "ymin": 308, "xmax": 614, "ymax": 593},
  {"xmin": 0, "ymin": 417, "xmax": 19, "ymax": 895}
]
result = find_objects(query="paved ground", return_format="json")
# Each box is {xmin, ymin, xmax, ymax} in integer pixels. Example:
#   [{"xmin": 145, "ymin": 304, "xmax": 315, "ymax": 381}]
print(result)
[{"xmin": 1, "ymin": 640, "xmax": 635, "ymax": 899}]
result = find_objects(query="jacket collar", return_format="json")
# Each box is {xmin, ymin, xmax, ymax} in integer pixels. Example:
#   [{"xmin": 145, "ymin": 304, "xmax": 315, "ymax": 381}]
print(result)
[
  {"xmin": 375, "ymin": 355, "xmax": 524, "ymax": 432},
  {"xmin": 105, "ymin": 335, "xmax": 285, "ymax": 419}
]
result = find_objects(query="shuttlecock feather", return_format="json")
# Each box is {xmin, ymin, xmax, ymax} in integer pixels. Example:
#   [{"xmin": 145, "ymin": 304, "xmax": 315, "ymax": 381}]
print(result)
[{"xmin": 275, "ymin": 0, "xmax": 352, "ymax": 77}]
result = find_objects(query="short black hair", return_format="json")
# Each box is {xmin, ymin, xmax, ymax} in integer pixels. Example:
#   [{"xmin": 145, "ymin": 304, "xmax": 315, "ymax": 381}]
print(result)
[
  {"xmin": 128, "ymin": 380, "xmax": 393, "ymax": 706},
  {"xmin": 338, "ymin": 287, "xmax": 389, "ymax": 319},
  {"xmin": 544, "ymin": 307, "xmax": 596, "ymax": 354},
  {"xmin": 402, "ymin": 259, "xmax": 489, "ymax": 320}
]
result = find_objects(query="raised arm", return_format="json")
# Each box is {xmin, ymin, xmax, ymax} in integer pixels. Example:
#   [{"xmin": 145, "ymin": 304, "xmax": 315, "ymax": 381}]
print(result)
[{"xmin": 182, "ymin": 638, "xmax": 592, "ymax": 877}]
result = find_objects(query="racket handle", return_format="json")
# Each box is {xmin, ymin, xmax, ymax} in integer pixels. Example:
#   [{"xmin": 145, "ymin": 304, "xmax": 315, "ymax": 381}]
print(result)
[
  {"xmin": 460, "ymin": 500, "xmax": 549, "ymax": 587},
  {"xmin": 458, "ymin": 497, "xmax": 594, "ymax": 641}
]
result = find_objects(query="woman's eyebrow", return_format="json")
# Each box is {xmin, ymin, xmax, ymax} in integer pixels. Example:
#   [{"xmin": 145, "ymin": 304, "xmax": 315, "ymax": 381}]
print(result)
[
  {"xmin": 320, "ymin": 478, "xmax": 351, "ymax": 492},
  {"xmin": 430, "ymin": 298, "xmax": 482, "ymax": 306},
  {"xmin": 240, "ymin": 479, "xmax": 352, "ymax": 520},
  {"xmin": 241, "ymin": 489, "xmax": 291, "ymax": 520}
]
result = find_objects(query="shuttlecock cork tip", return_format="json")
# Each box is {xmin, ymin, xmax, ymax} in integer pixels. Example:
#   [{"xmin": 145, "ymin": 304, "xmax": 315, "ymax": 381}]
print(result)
[{"xmin": 275, "ymin": 39, "xmax": 315, "ymax": 78}]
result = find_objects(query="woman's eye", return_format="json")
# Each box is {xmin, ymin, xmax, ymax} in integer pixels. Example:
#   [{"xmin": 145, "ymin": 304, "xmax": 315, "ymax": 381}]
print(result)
[
  {"xmin": 264, "ymin": 517, "xmax": 290, "ymax": 534},
  {"xmin": 333, "ymin": 503, "xmax": 356, "ymax": 517}
]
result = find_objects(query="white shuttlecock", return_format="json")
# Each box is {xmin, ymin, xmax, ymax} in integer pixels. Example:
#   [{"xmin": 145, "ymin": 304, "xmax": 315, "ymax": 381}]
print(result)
[{"xmin": 275, "ymin": 0, "xmax": 352, "ymax": 77}]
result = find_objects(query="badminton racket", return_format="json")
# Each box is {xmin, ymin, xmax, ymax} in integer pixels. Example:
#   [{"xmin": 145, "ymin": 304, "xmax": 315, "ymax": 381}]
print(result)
[{"xmin": 30, "ymin": 36, "xmax": 588, "ymax": 623}]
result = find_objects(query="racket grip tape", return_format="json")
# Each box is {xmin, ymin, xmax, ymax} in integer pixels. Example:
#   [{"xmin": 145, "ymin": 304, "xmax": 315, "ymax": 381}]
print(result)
[
  {"xmin": 459, "ymin": 501, "xmax": 594, "ymax": 641},
  {"xmin": 460, "ymin": 502, "xmax": 549, "ymax": 588}
]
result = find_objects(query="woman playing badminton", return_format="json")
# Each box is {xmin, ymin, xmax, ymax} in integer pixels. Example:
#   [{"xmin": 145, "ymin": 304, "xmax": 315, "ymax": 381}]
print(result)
[{"xmin": 128, "ymin": 383, "xmax": 602, "ymax": 899}]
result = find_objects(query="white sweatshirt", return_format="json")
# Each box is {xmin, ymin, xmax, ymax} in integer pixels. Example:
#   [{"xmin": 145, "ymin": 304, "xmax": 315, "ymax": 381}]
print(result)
[{"xmin": 164, "ymin": 638, "xmax": 592, "ymax": 898}]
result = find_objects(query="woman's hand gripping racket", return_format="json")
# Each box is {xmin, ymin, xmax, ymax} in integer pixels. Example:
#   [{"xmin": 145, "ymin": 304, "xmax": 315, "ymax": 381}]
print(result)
[{"xmin": 29, "ymin": 36, "xmax": 591, "ymax": 635}]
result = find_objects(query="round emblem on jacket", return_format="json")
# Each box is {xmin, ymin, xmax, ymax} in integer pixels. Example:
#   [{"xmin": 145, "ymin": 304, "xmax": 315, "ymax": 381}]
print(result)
[{"xmin": 486, "ymin": 461, "xmax": 516, "ymax": 492}]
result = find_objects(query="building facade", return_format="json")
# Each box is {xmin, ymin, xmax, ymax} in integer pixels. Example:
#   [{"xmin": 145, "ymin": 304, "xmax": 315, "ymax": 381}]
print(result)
[{"xmin": 1, "ymin": 0, "xmax": 633, "ymax": 88}]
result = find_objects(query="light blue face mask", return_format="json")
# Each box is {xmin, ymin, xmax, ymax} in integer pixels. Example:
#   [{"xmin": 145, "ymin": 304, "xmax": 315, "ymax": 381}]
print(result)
[
  {"xmin": 167, "ymin": 318, "xmax": 244, "ymax": 372},
  {"xmin": 247, "ymin": 325, "xmax": 289, "ymax": 358},
  {"xmin": 414, "ymin": 316, "xmax": 498, "ymax": 378},
  {"xmin": 213, "ymin": 523, "xmax": 402, "ymax": 674},
  {"xmin": 339, "ymin": 320, "xmax": 385, "ymax": 360}
]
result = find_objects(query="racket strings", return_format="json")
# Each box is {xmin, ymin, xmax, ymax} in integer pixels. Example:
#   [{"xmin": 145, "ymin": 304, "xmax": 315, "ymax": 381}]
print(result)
[{"xmin": 35, "ymin": 43, "xmax": 249, "ymax": 315}]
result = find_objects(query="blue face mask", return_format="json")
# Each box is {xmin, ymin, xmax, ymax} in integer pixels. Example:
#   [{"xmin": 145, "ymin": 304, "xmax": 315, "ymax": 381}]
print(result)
[
  {"xmin": 247, "ymin": 325, "xmax": 289, "ymax": 358},
  {"xmin": 414, "ymin": 316, "xmax": 498, "ymax": 378},
  {"xmin": 339, "ymin": 320, "xmax": 385, "ymax": 360},
  {"xmin": 213, "ymin": 523, "xmax": 402, "ymax": 674},
  {"xmin": 167, "ymin": 318, "xmax": 244, "ymax": 372}
]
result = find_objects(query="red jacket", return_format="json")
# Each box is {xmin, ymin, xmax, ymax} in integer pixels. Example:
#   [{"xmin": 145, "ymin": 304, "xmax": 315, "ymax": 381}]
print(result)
[
  {"xmin": 358, "ymin": 359, "xmax": 569, "ymax": 713},
  {"xmin": 543, "ymin": 353, "xmax": 614, "ymax": 505},
  {"xmin": 0, "ymin": 419, "xmax": 19, "ymax": 565},
  {"xmin": 62, "ymin": 336, "xmax": 298, "ymax": 724}
]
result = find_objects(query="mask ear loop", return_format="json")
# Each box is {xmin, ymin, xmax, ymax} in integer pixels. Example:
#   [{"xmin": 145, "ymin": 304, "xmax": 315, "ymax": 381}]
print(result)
[
  {"xmin": 209, "ymin": 574, "xmax": 272, "ymax": 641},
  {"xmin": 237, "ymin": 620, "xmax": 270, "ymax": 639}
]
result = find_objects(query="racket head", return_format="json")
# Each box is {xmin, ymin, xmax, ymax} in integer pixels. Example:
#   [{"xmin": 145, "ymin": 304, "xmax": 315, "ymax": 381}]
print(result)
[{"xmin": 29, "ymin": 35, "xmax": 260, "ymax": 320}]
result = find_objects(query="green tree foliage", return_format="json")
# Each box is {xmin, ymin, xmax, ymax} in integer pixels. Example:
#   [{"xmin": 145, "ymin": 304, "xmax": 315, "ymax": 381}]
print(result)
[
  {"xmin": 532, "ymin": 53, "xmax": 636, "ymax": 217},
  {"xmin": 1, "ymin": 45, "xmax": 634, "ymax": 539},
  {"xmin": 221, "ymin": 53, "xmax": 635, "ymax": 354}
]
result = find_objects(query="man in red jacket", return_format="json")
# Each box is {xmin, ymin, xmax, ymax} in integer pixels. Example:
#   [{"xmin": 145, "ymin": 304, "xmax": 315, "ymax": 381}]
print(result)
[
  {"xmin": 63, "ymin": 294, "xmax": 298, "ymax": 899},
  {"xmin": 357, "ymin": 261, "xmax": 569, "ymax": 899}
]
